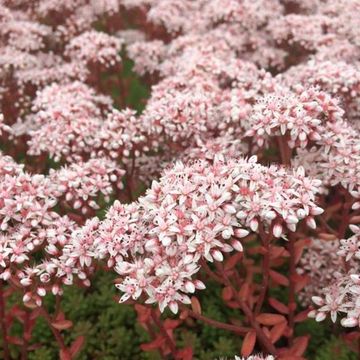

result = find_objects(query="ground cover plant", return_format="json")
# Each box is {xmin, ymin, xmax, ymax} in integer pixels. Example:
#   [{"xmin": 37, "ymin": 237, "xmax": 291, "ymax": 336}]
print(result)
[{"xmin": 0, "ymin": 0, "xmax": 360, "ymax": 359}]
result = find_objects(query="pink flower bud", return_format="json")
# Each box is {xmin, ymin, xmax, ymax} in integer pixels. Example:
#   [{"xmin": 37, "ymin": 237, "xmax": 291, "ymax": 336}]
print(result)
[
  {"xmin": 273, "ymin": 224, "xmax": 283, "ymax": 238},
  {"xmin": 23, "ymin": 292, "xmax": 32, "ymax": 303},
  {"xmin": 223, "ymin": 204, "xmax": 236, "ymax": 214},
  {"xmin": 20, "ymin": 277, "xmax": 32, "ymax": 287},
  {"xmin": 212, "ymin": 250, "xmax": 224, "ymax": 262},
  {"xmin": 306, "ymin": 217, "xmax": 316, "ymax": 229},
  {"xmin": 312, "ymin": 296, "xmax": 324, "ymax": 306},
  {"xmin": 52, "ymin": 285, "xmax": 60, "ymax": 295},
  {"xmin": 37, "ymin": 287, "xmax": 46, "ymax": 297},
  {"xmin": 194, "ymin": 280, "xmax": 206, "ymax": 290},
  {"xmin": 231, "ymin": 239, "xmax": 243, "ymax": 252},
  {"xmin": 185, "ymin": 281, "xmax": 195, "ymax": 293},
  {"xmin": 315, "ymin": 312, "xmax": 327, "ymax": 322},
  {"xmin": 341, "ymin": 317, "xmax": 358, "ymax": 327},
  {"xmin": 311, "ymin": 206, "xmax": 324, "ymax": 216},
  {"xmin": 234, "ymin": 228, "xmax": 249, "ymax": 238},
  {"xmin": 250, "ymin": 218, "xmax": 258, "ymax": 232},
  {"xmin": 169, "ymin": 301, "xmax": 178, "ymax": 314}
]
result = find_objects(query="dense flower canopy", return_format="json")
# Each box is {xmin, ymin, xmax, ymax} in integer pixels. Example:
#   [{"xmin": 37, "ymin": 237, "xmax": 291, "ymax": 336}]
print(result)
[{"xmin": 0, "ymin": 0, "xmax": 360, "ymax": 359}]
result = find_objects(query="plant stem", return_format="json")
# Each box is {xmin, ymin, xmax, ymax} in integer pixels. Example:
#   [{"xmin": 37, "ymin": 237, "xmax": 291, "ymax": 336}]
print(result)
[
  {"xmin": 21, "ymin": 311, "xmax": 30, "ymax": 360},
  {"xmin": 255, "ymin": 225, "xmax": 271, "ymax": 314},
  {"xmin": 0, "ymin": 281, "xmax": 10, "ymax": 360},
  {"xmin": 287, "ymin": 234, "xmax": 297, "ymax": 346},
  {"xmin": 200, "ymin": 260, "xmax": 278, "ymax": 356},
  {"xmin": 150, "ymin": 309, "xmax": 177, "ymax": 357},
  {"xmin": 277, "ymin": 136, "xmax": 291, "ymax": 166},
  {"xmin": 39, "ymin": 307, "xmax": 71, "ymax": 359},
  {"xmin": 186, "ymin": 308, "xmax": 250, "ymax": 335}
]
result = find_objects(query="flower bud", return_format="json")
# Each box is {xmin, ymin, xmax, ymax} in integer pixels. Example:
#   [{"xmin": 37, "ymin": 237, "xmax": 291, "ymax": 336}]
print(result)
[
  {"xmin": 37, "ymin": 287, "xmax": 46, "ymax": 297},
  {"xmin": 231, "ymin": 239, "xmax": 243, "ymax": 252},
  {"xmin": 185, "ymin": 281, "xmax": 195, "ymax": 293},
  {"xmin": 234, "ymin": 228, "xmax": 249, "ymax": 238},
  {"xmin": 315, "ymin": 312, "xmax": 326, "ymax": 322},
  {"xmin": 306, "ymin": 217, "xmax": 316, "ymax": 229},
  {"xmin": 273, "ymin": 224, "xmax": 283, "ymax": 238},
  {"xmin": 194, "ymin": 280, "xmax": 206, "ymax": 290},
  {"xmin": 169, "ymin": 301, "xmax": 178, "ymax": 314},
  {"xmin": 212, "ymin": 250, "xmax": 224, "ymax": 262}
]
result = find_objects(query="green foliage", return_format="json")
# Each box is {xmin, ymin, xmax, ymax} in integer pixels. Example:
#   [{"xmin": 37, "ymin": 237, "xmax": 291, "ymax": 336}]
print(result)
[
  {"xmin": 5, "ymin": 270, "xmax": 359, "ymax": 359},
  {"xmin": 176, "ymin": 280, "xmax": 239, "ymax": 359},
  {"xmin": 122, "ymin": 57, "xmax": 150, "ymax": 113},
  {"xmin": 313, "ymin": 336, "xmax": 357, "ymax": 360}
]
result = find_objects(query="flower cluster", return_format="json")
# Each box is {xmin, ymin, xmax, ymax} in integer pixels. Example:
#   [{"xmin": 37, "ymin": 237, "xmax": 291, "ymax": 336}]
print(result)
[
  {"xmin": 49, "ymin": 158, "xmax": 125, "ymax": 214},
  {"xmin": 26, "ymin": 81, "xmax": 112, "ymax": 162},
  {"xmin": 298, "ymin": 238, "xmax": 345, "ymax": 306},
  {"xmin": 235, "ymin": 356, "xmax": 274, "ymax": 360},
  {"xmin": 89, "ymin": 156, "xmax": 322, "ymax": 313},
  {"xmin": 310, "ymin": 225, "xmax": 360, "ymax": 327},
  {"xmin": 1, "ymin": 0, "xmax": 360, "ymax": 358},
  {"xmin": 245, "ymin": 86, "xmax": 344, "ymax": 149},
  {"xmin": 65, "ymin": 30, "xmax": 123, "ymax": 68}
]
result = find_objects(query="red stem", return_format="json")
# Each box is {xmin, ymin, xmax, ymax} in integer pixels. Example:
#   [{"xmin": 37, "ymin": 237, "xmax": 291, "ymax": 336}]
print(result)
[
  {"xmin": 0, "ymin": 281, "xmax": 10, "ymax": 360},
  {"xmin": 287, "ymin": 234, "xmax": 297, "ymax": 345},
  {"xmin": 144, "ymin": 319, "xmax": 166, "ymax": 360},
  {"xmin": 150, "ymin": 309, "xmax": 178, "ymax": 357},
  {"xmin": 21, "ymin": 311, "xmax": 31, "ymax": 360},
  {"xmin": 255, "ymin": 224, "xmax": 271, "ymax": 314},
  {"xmin": 185, "ymin": 308, "xmax": 250, "ymax": 335},
  {"xmin": 39, "ymin": 307, "xmax": 71, "ymax": 359},
  {"xmin": 277, "ymin": 136, "xmax": 291, "ymax": 166},
  {"xmin": 200, "ymin": 260, "xmax": 278, "ymax": 355}
]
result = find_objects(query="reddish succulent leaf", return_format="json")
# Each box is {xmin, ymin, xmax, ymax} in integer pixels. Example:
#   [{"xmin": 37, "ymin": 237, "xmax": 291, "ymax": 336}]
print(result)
[
  {"xmin": 226, "ymin": 301, "xmax": 240, "ymax": 309},
  {"xmin": 294, "ymin": 239, "xmax": 311, "ymax": 264},
  {"xmin": 4, "ymin": 287, "xmax": 16, "ymax": 298},
  {"xmin": 191, "ymin": 296, "xmax": 202, "ymax": 315},
  {"xmin": 238, "ymin": 283, "xmax": 250, "ymax": 298},
  {"xmin": 293, "ymin": 275, "xmax": 309, "ymax": 293},
  {"xmin": 28, "ymin": 343, "xmax": 42, "ymax": 351},
  {"xmin": 164, "ymin": 319, "xmax": 181, "ymax": 330},
  {"xmin": 294, "ymin": 309, "xmax": 310, "ymax": 323},
  {"xmin": 292, "ymin": 336, "xmax": 309, "ymax": 356},
  {"xmin": 269, "ymin": 245, "xmax": 287, "ymax": 259},
  {"xmin": 176, "ymin": 347, "xmax": 193, "ymax": 360},
  {"xmin": 343, "ymin": 331, "xmax": 360, "ymax": 341},
  {"xmin": 270, "ymin": 321, "xmax": 287, "ymax": 343},
  {"xmin": 7, "ymin": 336, "xmax": 23, "ymax": 345},
  {"xmin": 318, "ymin": 232, "xmax": 337, "ymax": 240},
  {"xmin": 268, "ymin": 298, "xmax": 289, "ymax": 314},
  {"xmin": 222, "ymin": 286, "xmax": 233, "ymax": 301},
  {"xmin": 263, "ymin": 326, "xmax": 271, "ymax": 339},
  {"xmin": 241, "ymin": 330, "xmax": 256, "ymax": 357},
  {"xmin": 51, "ymin": 320, "xmax": 73, "ymax": 331},
  {"xmin": 256, "ymin": 313, "xmax": 286, "ymax": 326},
  {"xmin": 70, "ymin": 336, "xmax": 85, "ymax": 356},
  {"xmin": 350, "ymin": 215, "xmax": 360, "ymax": 223},
  {"xmin": 179, "ymin": 310, "xmax": 189, "ymax": 320},
  {"xmin": 9, "ymin": 305, "xmax": 26, "ymax": 323},
  {"xmin": 24, "ymin": 300, "xmax": 37, "ymax": 309},
  {"xmin": 247, "ymin": 246, "xmax": 266, "ymax": 255},
  {"xmin": 224, "ymin": 253, "xmax": 242, "ymax": 271},
  {"xmin": 269, "ymin": 270, "xmax": 289, "ymax": 286},
  {"xmin": 141, "ymin": 336, "xmax": 166, "ymax": 351},
  {"xmin": 55, "ymin": 311, "xmax": 66, "ymax": 321},
  {"xmin": 135, "ymin": 304, "xmax": 152, "ymax": 324},
  {"xmin": 30, "ymin": 307, "xmax": 42, "ymax": 320},
  {"xmin": 60, "ymin": 349, "xmax": 72, "ymax": 360}
]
